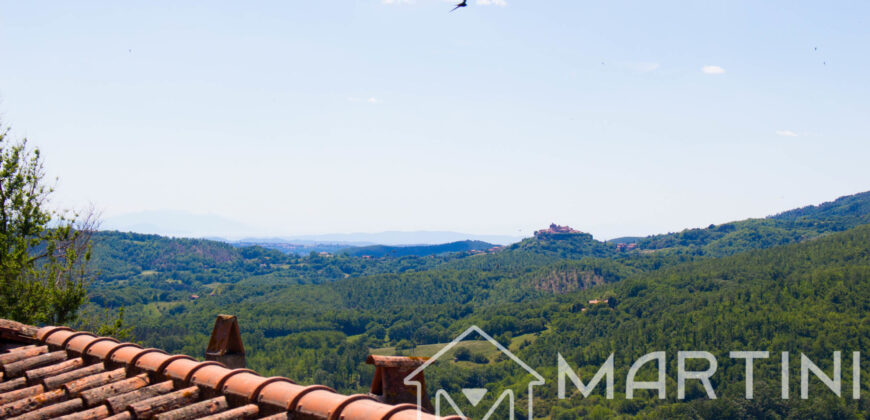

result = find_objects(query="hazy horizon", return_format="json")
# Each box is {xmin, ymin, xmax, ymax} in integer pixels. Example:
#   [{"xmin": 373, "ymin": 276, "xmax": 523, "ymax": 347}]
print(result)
[
  {"xmin": 100, "ymin": 208, "xmax": 527, "ymax": 244},
  {"xmin": 99, "ymin": 187, "xmax": 865, "ymax": 243}
]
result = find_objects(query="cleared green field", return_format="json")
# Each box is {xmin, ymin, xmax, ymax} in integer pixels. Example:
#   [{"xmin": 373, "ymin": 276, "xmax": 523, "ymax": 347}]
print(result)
[
  {"xmin": 371, "ymin": 339, "xmax": 507, "ymax": 363},
  {"xmin": 371, "ymin": 330, "xmax": 544, "ymax": 360},
  {"xmin": 508, "ymin": 331, "xmax": 540, "ymax": 353},
  {"xmin": 141, "ymin": 301, "xmax": 186, "ymax": 317}
]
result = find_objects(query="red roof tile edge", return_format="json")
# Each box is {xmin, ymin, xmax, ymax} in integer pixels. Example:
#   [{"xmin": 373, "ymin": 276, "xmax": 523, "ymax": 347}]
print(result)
[{"xmin": 0, "ymin": 319, "xmax": 465, "ymax": 420}]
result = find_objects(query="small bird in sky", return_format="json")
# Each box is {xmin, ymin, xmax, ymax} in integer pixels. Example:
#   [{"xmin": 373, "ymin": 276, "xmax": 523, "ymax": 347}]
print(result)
[{"xmin": 450, "ymin": 0, "xmax": 467, "ymax": 12}]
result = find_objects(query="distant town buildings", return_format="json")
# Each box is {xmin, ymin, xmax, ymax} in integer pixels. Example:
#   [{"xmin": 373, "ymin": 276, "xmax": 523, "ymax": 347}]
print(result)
[
  {"xmin": 616, "ymin": 242, "xmax": 638, "ymax": 251},
  {"xmin": 469, "ymin": 246, "xmax": 503, "ymax": 256},
  {"xmin": 534, "ymin": 223, "xmax": 582, "ymax": 237}
]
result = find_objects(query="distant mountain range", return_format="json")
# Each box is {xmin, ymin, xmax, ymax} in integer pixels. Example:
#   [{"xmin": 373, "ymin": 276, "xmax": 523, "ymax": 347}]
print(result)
[
  {"xmin": 272, "ymin": 231, "xmax": 521, "ymax": 246},
  {"xmin": 102, "ymin": 210, "xmax": 523, "ymax": 246},
  {"xmin": 103, "ymin": 190, "xmax": 870, "ymax": 252},
  {"xmin": 101, "ymin": 210, "xmax": 256, "ymax": 238}
]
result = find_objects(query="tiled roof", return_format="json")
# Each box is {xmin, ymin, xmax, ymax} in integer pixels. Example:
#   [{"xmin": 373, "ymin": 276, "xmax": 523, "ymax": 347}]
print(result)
[{"xmin": 0, "ymin": 319, "xmax": 462, "ymax": 420}]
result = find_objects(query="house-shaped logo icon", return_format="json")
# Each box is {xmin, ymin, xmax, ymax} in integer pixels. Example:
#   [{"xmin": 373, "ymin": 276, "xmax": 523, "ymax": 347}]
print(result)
[{"xmin": 403, "ymin": 325, "xmax": 545, "ymax": 419}]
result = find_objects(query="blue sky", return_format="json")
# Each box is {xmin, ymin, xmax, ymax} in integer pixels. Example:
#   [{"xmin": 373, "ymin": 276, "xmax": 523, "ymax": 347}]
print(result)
[{"xmin": 1, "ymin": 1, "xmax": 868, "ymax": 239}]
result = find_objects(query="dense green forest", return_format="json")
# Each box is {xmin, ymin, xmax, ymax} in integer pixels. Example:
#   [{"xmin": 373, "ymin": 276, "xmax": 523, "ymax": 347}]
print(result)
[
  {"xmin": 88, "ymin": 231, "xmax": 463, "ymax": 308},
  {"xmin": 633, "ymin": 191, "xmax": 870, "ymax": 257},
  {"xmin": 81, "ymin": 191, "xmax": 870, "ymax": 419},
  {"xmin": 340, "ymin": 240, "xmax": 498, "ymax": 258}
]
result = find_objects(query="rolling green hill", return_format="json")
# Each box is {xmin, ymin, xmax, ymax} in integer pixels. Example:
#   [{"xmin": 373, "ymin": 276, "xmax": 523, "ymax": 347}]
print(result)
[
  {"xmin": 87, "ymin": 231, "xmax": 455, "ymax": 307},
  {"xmin": 771, "ymin": 191, "xmax": 870, "ymax": 224},
  {"xmin": 630, "ymin": 191, "xmax": 870, "ymax": 258},
  {"xmin": 508, "ymin": 224, "xmax": 870, "ymax": 418}
]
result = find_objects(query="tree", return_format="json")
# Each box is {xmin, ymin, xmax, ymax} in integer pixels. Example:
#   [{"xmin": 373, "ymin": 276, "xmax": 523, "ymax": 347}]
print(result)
[
  {"xmin": 0, "ymin": 123, "xmax": 96, "ymax": 325},
  {"xmin": 454, "ymin": 346, "xmax": 472, "ymax": 361}
]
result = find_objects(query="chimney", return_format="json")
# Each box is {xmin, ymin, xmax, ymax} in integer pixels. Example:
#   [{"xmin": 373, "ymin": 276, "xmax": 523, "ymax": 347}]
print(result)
[
  {"xmin": 366, "ymin": 355, "xmax": 433, "ymax": 412},
  {"xmin": 205, "ymin": 314, "xmax": 246, "ymax": 369}
]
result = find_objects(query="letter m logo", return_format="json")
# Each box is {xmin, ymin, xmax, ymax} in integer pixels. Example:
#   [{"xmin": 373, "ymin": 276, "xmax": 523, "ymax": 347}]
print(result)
[{"xmin": 435, "ymin": 389, "xmax": 515, "ymax": 420}]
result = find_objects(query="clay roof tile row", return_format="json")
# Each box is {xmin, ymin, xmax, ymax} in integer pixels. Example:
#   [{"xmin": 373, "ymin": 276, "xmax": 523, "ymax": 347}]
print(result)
[{"xmin": 0, "ymin": 319, "xmax": 464, "ymax": 420}]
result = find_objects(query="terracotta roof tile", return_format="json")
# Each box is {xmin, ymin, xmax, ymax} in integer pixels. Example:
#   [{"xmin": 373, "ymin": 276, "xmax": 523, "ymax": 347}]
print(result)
[
  {"xmin": 0, "ymin": 376, "xmax": 27, "ymax": 393},
  {"xmin": 0, "ymin": 384, "xmax": 44, "ymax": 407},
  {"xmin": 44, "ymin": 363, "xmax": 107, "ymax": 390},
  {"xmin": 0, "ymin": 346, "xmax": 48, "ymax": 365},
  {"xmin": 3, "ymin": 350, "xmax": 68, "ymax": 378},
  {"xmin": 25, "ymin": 357, "xmax": 86, "ymax": 383},
  {"xmin": 196, "ymin": 403, "xmax": 258, "ymax": 420},
  {"xmin": 0, "ymin": 318, "xmax": 461, "ymax": 420},
  {"xmin": 154, "ymin": 396, "xmax": 228, "ymax": 419},
  {"xmin": 55, "ymin": 403, "xmax": 112, "ymax": 420},
  {"xmin": 63, "ymin": 368, "xmax": 127, "ymax": 396},
  {"xmin": 79, "ymin": 374, "xmax": 149, "ymax": 407},
  {"xmin": 105, "ymin": 381, "xmax": 176, "ymax": 414}
]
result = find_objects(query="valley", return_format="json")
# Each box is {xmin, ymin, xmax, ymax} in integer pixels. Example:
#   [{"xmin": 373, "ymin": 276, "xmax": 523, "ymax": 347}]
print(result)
[{"xmin": 80, "ymin": 190, "xmax": 870, "ymax": 418}]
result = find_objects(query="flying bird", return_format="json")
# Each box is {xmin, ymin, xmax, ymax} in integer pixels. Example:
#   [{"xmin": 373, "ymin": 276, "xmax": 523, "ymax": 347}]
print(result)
[{"xmin": 450, "ymin": 0, "xmax": 467, "ymax": 12}]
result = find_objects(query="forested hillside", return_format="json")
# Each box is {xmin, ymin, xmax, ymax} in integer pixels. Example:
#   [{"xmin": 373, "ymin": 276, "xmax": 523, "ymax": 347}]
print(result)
[
  {"xmin": 511, "ymin": 224, "xmax": 870, "ymax": 418},
  {"xmin": 634, "ymin": 191, "xmax": 870, "ymax": 257},
  {"xmin": 772, "ymin": 190, "xmax": 870, "ymax": 225},
  {"xmin": 340, "ymin": 240, "xmax": 498, "ymax": 258},
  {"xmin": 88, "ymin": 231, "xmax": 461, "ymax": 307},
  {"xmin": 80, "ymin": 190, "xmax": 870, "ymax": 419}
]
